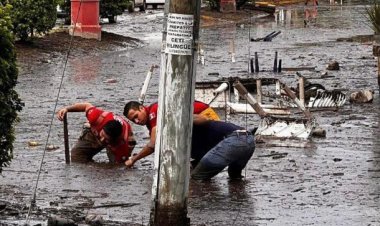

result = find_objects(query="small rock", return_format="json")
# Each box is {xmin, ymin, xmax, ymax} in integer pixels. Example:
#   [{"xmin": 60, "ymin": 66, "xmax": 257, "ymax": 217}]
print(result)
[
  {"xmin": 326, "ymin": 61, "xmax": 340, "ymax": 70},
  {"xmin": 292, "ymin": 187, "xmax": 304, "ymax": 192},
  {"xmin": 46, "ymin": 145, "xmax": 59, "ymax": 151},
  {"xmin": 333, "ymin": 172, "xmax": 344, "ymax": 176},
  {"xmin": 103, "ymin": 78, "xmax": 118, "ymax": 83},
  {"xmin": 312, "ymin": 127, "xmax": 326, "ymax": 137},
  {"xmin": 85, "ymin": 214, "xmax": 103, "ymax": 226},
  {"xmin": 360, "ymin": 55, "xmax": 374, "ymax": 60},
  {"xmin": 321, "ymin": 71, "xmax": 328, "ymax": 77},
  {"xmin": 333, "ymin": 158, "xmax": 342, "ymax": 162},
  {"xmin": 47, "ymin": 216, "xmax": 77, "ymax": 226},
  {"xmin": 349, "ymin": 89, "xmax": 374, "ymax": 103},
  {"xmin": 28, "ymin": 141, "xmax": 40, "ymax": 146}
]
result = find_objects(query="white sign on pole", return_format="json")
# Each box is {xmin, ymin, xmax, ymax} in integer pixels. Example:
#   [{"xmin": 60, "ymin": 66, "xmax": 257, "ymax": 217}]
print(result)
[{"xmin": 165, "ymin": 13, "xmax": 194, "ymax": 55}]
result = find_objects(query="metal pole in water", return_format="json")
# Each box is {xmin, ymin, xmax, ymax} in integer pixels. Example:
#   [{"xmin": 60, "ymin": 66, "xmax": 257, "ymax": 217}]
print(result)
[
  {"xmin": 299, "ymin": 76, "xmax": 305, "ymax": 106},
  {"xmin": 250, "ymin": 58, "xmax": 254, "ymax": 73},
  {"xmin": 255, "ymin": 52, "xmax": 259, "ymax": 73},
  {"xmin": 273, "ymin": 51, "xmax": 278, "ymax": 73},
  {"xmin": 63, "ymin": 114, "xmax": 70, "ymax": 164}
]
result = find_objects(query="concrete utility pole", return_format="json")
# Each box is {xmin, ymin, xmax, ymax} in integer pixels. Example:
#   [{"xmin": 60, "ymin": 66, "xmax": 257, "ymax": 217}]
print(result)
[{"xmin": 150, "ymin": 0, "xmax": 201, "ymax": 225}]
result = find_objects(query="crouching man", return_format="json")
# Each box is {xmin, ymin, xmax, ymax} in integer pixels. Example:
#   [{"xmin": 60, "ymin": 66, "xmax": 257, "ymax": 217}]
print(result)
[
  {"xmin": 123, "ymin": 100, "xmax": 255, "ymax": 180},
  {"xmin": 190, "ymin": 116, "xmax": 255, "ymax": 180},
  {"xmin": 56, "ymin": 102, "xmax": 136, "ymax": 163}
]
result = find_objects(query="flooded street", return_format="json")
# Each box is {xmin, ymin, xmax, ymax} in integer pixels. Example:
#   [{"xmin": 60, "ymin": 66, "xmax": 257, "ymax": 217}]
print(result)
[{"xmin": 1, "ymin": 1, "xmax": 380, "ymax": 225}]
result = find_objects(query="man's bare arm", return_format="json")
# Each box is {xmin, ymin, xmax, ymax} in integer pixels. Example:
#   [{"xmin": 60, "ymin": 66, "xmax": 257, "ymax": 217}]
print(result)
[
  {"xmin": 125, "ymin": 126, "xmax": 157, "ymax": 168},
  {"xmin": 56, "ymin": 103, "xmax": 93, "ymax": 121}
]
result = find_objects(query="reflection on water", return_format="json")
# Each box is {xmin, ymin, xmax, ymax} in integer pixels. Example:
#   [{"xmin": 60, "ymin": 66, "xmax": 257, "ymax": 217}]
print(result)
[
  {"xmin": 188, "ymin": 178, "xmax": 254, "ymax": 225},
  {"xmin": 269, "ymin": 2, "xmax": 368, "ymax": 30},
  {"xmin": 68, "ymin": 56, "xmax": 101, "ymax": 82},
  {"xmin": 304, "ymin": 0, "xmax": 318, "ymax": 27},
  {"xmin": 370, "ymin": 96, "xmax": 380, "ymax": 198}
]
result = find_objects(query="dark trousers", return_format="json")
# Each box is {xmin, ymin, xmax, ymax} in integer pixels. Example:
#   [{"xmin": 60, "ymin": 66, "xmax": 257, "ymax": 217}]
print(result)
[
  {"xmin": 71, "ymin": 128, "xmax": 115, "ymax": 163},
  {"xmin": 191, "ymin": 131, "xmax": 255, "ymax": 180}
]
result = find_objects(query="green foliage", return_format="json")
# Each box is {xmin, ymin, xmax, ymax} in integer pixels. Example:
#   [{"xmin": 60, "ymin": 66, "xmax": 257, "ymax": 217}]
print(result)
[
  {"xmin": 7, "ymin": 0, "xmax": 58, "ymax": 41},
  {"xmin": 59, "ymin": 0, "xmax": 130, "ymax": 24},
  {"xmin": 366, "ymin": 0, "xmax": 380, "ymax": 34},
  {"xmin": 57, "ymin": 0, "xmax": 70, "ymax": 24},
  {"xmin": 100, "ymin": 0, "xmax": 130, "ymax": 21},
  {"xmin": 206, "ymin": 0, "xmax": 220, "ymax": 10},
  {"xmin": 205, "ymin": 0, "xmax": 250, "ymax": 11},
  {"xmin": 0, "ymin": 3, "xmax": 23, "ymax": 174}
]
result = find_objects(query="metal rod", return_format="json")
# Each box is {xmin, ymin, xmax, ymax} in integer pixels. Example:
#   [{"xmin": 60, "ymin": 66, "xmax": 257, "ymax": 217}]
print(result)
[
  {"xmin": 281, "ymin": 82, "xmax": 312, "ymax": 119},
  {"xmin": 63, "ymin": 114, "xmax": 70, "ymax": 164},
  {"xmin": 250, "ymin": 58, "xmax": 254, "ymax": 73},
  {"xmin": 273, "ymin": 51, "xmax": 278, "ymax": 73},
  {"xmin": 139, "ymin": 65, "xmax": 158, "ymax": 104},
  {"xmin": 233, "ymin": 81, "xmax": 268, "ymax": 117},
  {"xmin": 208, "ymin": 82, "xmax": 228, "ymax": 105},
  {"xmin": 264, "ymin": 31, "xmax": 281, "ymax": 41},
  {"xmin": 263, "ymin": 31, "xmax": 276, "ymax": 41},
  {"xmin": 255, "ymin": 52, "xmax": 259, "ymax": 73},
  {"xmin": 299, "ymin": 76, "xmax": 305, "ymax": 106}
]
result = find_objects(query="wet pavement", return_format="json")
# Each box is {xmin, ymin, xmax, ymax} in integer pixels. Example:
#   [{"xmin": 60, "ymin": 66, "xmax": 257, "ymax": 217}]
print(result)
[{"xmin": 1, "ymin": 1, "xmax": 380, "ymax": 225}]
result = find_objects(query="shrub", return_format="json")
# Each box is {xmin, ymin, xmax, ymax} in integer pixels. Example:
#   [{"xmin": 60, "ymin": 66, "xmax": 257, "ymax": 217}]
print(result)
[
  {"xmin": 100, "ymin": 0, "xmax": 130, "ymax": 23},
  {"xmin": 59, "ymin": 0, "xmax": 130, "ymax": 24},
  {"xmin": 0, "ymin": 3, "xmax": 23, "ymax": 174},
  {"xmin": 8, "ymin": 0, "xmax": 58, "ymax": 41},
  {"xmin": 206, "ymin": 0, "xmax": 220, "ymax": 10},
  {"xmin": 205, "ymin": 0, "xmax": 250, "ymax": 11},
  {"xmin": 58, "ymin": 0, "xmax": 70, "ymax": 25},
  {"xmin": 366, "ymin": 0, "xmax": 380, "ymax": 34}
]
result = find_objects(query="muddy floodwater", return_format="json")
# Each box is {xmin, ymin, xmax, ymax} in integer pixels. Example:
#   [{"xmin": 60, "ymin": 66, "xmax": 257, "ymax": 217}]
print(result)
[{"xmin": 1, "ymin": 1, "xmax": 380, "ymax": 225}]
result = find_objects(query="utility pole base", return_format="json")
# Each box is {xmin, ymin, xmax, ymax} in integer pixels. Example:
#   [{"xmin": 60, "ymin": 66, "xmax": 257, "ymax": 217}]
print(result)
[{"xmin": 151, "ymin": 206, "xmax": 190, "ymax": 226}]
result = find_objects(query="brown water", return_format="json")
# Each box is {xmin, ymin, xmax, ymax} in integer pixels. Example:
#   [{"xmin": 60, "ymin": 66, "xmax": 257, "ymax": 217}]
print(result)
[{"xmin": 1, "ymin": 1, "xmax": 379, "ymax": 225}]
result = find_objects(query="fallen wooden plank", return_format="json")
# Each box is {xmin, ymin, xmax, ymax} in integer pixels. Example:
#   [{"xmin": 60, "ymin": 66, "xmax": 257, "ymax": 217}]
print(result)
[
  {"xmin": 281, "ymin": 67, "xmax": 316, "ymax": 71},
  {"xmin": 79, "ymin": 202, "xmax": 139, "ymax": 209}
]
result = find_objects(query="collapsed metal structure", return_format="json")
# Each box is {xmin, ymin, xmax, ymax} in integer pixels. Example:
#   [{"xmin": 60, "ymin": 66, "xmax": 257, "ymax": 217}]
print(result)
[
  {"xmin": 195, "ymin": 76, "xmax": 346, "ymax": 111},
  {"xmin": 195, "ymin": 76, "xmax": 345, "ymax": 144}
]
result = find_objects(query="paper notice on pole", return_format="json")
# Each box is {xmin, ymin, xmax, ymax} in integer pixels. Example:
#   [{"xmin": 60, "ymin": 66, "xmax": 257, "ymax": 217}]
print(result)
[{"xmin": 165, "ymin": 13, "xmax": 194, "ymax": 55}]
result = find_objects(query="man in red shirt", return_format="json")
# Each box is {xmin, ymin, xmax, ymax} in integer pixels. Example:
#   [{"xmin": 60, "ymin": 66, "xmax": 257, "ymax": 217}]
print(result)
[
  {"xmin": 56, "ymin": 102, "xmax": 135, "ymax": 163},
  {"xmin": 123, "ymin": 101, "xmax": 255, "ymax": 180},
  {"xmin": 122, "ymin": 100, "xmax": 220, "ymax": 168}
]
